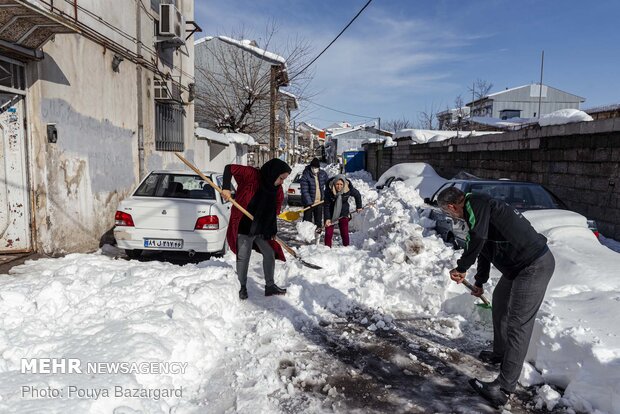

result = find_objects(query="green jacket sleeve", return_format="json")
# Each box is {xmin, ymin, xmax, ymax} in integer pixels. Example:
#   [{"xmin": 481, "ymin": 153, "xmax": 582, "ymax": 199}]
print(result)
[{"xmin": 456, "ymin": 195, "xmax": 490, "ymax": 273}]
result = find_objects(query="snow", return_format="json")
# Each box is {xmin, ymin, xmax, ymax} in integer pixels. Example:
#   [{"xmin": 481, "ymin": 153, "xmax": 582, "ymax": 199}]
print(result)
[
  {"xmin": 538, "ymin": 109, "xmax": 593, "ymax": 126},
  {"xmin": 1, "ymin": 170, "xmax": 619, "ymax": 413},
  {"xmin": 194, "ymin": 127, "xmax": 229, "ymax": 145},
  {"xmin": 216, "ymin": 36, "xmax": 286, "ymax": 65},
  {"xmin": 470, "ymin": 116, "xmax": 535, "ymax": 129},
  {"xmin": 394, "ymin": 128, "xmax": 500, "ymax": 144},
  {"xmin": 375, "ymin": 162, "xmax": 448, "ymax": 198},
  {"xmin": 225, "ymin": 132, "xmax": 257, "ymax": 146},
  {"xmin": 295, "ymin": 221, "xmax": 317, "ymax": 243}
]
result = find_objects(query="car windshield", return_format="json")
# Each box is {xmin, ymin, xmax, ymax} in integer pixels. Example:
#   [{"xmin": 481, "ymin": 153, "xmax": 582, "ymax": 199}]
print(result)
[
  {"xmin": 134, "ymin": 173, "xmax": 216, "ymax": 200},
  {"xmin": 467, "ymin": 183, "xmax": 561, "ymax": 210},
  {"xmin": 293, "ymin": 173, "xmax": 302, "ymax": 183}
]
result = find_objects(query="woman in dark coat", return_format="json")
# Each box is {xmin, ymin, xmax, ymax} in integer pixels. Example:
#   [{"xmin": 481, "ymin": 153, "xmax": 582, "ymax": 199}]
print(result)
[
  {"xmin": 299, "ymin": 158, "xmax": 329, "ymax": 227},
  {"xmin": 323, "ymin": 174, "xmax": 362, "ymax": 247},
  {"xmin": 221, "ymin": 159, "xmax": 291, "ymax": 299}
]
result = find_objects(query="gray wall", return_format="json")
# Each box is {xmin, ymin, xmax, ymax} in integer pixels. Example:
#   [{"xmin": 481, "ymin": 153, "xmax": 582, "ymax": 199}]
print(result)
[
  {"xmin": 366, "ymin": 118, "xmax": 620, "ymax": 239},
  {"xmin": 472, "ymin": 85, "xmax": 584, "ymax": 118}
]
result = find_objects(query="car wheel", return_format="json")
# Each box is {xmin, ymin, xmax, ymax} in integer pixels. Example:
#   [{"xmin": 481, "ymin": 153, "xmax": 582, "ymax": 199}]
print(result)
[{"xmin": 125, "ymin": 249, "xmax": 143, "ymax": 259}]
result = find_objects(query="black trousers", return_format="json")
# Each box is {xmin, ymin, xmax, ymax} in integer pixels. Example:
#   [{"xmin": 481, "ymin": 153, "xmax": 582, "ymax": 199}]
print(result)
[{"xmin": 303, "ymin": 205, "xmax": 323, "ymax": 227}]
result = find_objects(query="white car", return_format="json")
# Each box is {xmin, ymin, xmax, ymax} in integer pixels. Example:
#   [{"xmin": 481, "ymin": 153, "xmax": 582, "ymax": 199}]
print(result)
[
  {"xmin": 286, "ymin": 173, "xmax": 303, "ymax": 206},
  {"xmin": 114, "ymin": 170, "xmax": 231, "ymax": 259}
]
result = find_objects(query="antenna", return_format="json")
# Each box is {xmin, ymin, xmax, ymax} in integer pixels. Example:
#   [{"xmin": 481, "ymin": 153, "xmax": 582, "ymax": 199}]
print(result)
[{"xmin": 538, "ymin": 50, "xmax": 544, "ymax": 119}]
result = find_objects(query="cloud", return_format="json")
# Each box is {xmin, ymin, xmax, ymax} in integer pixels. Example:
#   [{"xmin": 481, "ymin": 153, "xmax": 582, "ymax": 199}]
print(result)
[{"xmin": 195, "ymin": 1, "xmax": 487, "ymax": 125}]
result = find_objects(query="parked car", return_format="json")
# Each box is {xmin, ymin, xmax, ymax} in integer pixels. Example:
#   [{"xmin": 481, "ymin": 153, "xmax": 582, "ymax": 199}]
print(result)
[
  {"xmin": 376, "ymin": 163, "xmax": 448, "ymax": 199},
  {"xmin": 423, "ymin": 179, "xmax": 599, "ymax": 248},
  {"xmin": 286, "ymin": 173, "xmax": 303, "ymax": 206},
  {"xmin": 114, "ymin": 170, "xmax": 232, "ymax": 259}
]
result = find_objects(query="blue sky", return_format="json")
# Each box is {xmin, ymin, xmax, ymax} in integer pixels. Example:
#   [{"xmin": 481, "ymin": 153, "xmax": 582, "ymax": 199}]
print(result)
[{"xmin": 194, "ymin": 0, "xmax": 620, "ymax": 129}]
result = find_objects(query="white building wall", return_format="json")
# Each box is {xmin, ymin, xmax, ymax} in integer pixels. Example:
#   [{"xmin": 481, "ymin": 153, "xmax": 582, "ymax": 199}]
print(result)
[{"xmin": 23, "ymin": 0, "xmax": 201, "ymax": 254}]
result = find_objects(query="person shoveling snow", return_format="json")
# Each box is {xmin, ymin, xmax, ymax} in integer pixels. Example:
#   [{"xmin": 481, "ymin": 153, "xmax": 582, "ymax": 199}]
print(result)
[{"xmin": 437, "ymin": 186, "xmax": 555, "ymax": 408}]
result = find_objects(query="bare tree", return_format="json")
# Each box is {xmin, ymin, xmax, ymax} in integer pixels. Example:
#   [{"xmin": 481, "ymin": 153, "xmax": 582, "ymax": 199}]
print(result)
[
  {"xmin": 195, "ymin": 23, "xmax": 314, "ymax": 139},
  {"xmin": 468, "ymin": 79, "xmax": 494, "ymax": 101},
  {"xmin": 417, "ymin": 104, "xmax": 438, "ymax": 130},
  {"xmin": 383, "ymin": 117, "xmax": 412, "ymax": 133}
]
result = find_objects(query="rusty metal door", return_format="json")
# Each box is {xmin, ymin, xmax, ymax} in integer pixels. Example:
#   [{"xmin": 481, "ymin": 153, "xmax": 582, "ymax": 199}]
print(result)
[{"xmin": 0, "ymin": 95, "xmax": 31, "ymax": 252}]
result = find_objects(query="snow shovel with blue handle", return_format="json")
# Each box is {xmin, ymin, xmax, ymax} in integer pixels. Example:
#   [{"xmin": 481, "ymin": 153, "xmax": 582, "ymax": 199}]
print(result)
[
  {"xmin": 174, "ymin": 153, "xmax": 323, "ymax": 270},
  {"xmin": 462, "ymin": 279, "xmax": 492, "ymax": 309}
]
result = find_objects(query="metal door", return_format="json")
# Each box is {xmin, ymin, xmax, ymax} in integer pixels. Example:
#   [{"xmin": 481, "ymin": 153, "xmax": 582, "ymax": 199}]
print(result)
[{"xmin": 0, "ymin": 95, "xmax": 31, "ymax": 252}]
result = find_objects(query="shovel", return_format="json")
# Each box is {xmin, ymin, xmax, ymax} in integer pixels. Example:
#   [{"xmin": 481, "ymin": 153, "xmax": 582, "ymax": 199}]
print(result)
[
  {"xmin": 278, "ymin": 201, "xmax": 324, "ymax": 222},
  {"xmin": 174, "ymin": 153, "xmax": 322, "ymax": 270},
  {"xmin": 461, "ymin": 279, "xmax": 492, "ymax": 309}
]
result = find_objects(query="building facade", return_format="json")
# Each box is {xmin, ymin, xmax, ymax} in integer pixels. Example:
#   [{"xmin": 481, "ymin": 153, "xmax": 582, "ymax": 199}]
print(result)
[
  {"xmin": 468, "ymin": 84, "xmax": 585, "ymax": 119},
  {"xmin": 0, "ymin": 0, "xmax": 202, "ymax": 254}
]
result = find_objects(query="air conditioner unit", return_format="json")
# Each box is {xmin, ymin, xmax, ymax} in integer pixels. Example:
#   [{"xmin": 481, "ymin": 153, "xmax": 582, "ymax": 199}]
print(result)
[
  {"xmin": 154, "ymin": 78, "xmax": 173, "ymax": 101},
  {"xmin": 159, "ymin": 3, "xmax": 184, "ymax": 41}
]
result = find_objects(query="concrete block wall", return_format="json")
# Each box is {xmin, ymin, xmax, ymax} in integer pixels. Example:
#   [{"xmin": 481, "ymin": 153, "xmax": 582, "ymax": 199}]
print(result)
[{"xmin": 365, "ymin": 118, "xmax": 620, "ymax": 239}]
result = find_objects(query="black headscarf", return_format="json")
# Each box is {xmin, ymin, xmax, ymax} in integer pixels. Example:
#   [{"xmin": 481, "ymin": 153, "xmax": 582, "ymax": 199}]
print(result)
[{"xmin": 242, "ymin": 158, "xmax": 291, "ymax": 238}]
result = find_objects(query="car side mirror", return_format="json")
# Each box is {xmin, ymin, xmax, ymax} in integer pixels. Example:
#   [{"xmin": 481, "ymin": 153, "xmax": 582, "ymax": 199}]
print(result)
[{"xmin": 424, "ymin": 197, "xmax": 432, "ymax": 204}]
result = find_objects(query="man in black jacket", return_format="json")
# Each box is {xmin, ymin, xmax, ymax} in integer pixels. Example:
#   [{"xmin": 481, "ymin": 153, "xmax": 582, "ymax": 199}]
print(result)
[{"xmin": 437, "ymin": 187, "xmax": 555, "ymax": 408}]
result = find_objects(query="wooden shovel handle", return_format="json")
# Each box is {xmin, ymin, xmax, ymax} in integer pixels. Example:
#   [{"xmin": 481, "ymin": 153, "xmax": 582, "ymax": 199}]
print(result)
[
  {"xmin": 301, "ymin": 200, "xmax": 324, "ymax": 212},
  {"xmin": 174, "ymin": 153, "xmax": 254, "ymax": 220},
  {"xmin": 462, "ymin": 279, "xmax": 491, "ymax": 306}
]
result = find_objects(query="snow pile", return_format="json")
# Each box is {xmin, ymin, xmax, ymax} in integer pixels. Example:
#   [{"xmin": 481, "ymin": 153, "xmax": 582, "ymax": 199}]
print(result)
[
  {"xmin": 295, "ymin": 221, "xmax": 317, "ymax": 243},
  {"xmin": 384, "ymin": 136, "xmax": 397, "ymax": 147},
  {"xmin": 1, "ymin": 168, "xmax": 620, "ymax": 413},
  {"xmin": 535, "ymin": 384, "xmax": 562, "ymax": 410},
  {"xmin": 394, "ymin": 129, "xmax": 500, "ymax": 144},
  {"xmin": 375, "ymin": 162, "xmax": 447, "ymax": 198},
  {"xmin": 538, "ymin": 109, "xmax": 593, "ymax": 127},
  {"xmin": 323, "ymin": 163, "xmax": 341, "ymax": 177}
]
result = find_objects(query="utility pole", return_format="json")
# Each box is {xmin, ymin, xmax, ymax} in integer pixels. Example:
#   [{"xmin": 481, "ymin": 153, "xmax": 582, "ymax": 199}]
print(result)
[
  {"xmin": 538, "ymin": 50, "xmax": 544, "ymax": 119},
  {"xmin": 471, "ymin": 81, "xmax": 475, "ymax": 116},
  {"xmin": 269, "ymin": 66, "xmax": 277, "ymax": 160},
  {"xmin": 292, "ymin": 120, "xmax": 297, "ymax": 163}
]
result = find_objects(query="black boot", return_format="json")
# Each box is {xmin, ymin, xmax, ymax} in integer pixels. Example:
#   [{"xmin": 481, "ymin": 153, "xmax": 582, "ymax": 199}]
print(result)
[
  {"xmin": 239, "ymin": 285, "xmax": 248, "ymax": 300},
  {"xmin": 265, "ymin": 284, "xmax": 287, "ymax": 296},
  {"xmin": 479, "ymin": 350, "xmax": 503, "ymax": 365},
  {"xmin": 468, "ymin": 378, "xmax": 509, "ymax": 408}
]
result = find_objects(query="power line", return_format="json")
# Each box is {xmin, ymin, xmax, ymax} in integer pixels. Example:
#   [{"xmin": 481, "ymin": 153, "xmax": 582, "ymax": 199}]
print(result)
[
  {"xmin": 289, "ymin": 0, "xmax": 373, "ymax": 83},
  {"xmin": 305, "ymin": 99, "xmax": 377, "ymax": 119}
]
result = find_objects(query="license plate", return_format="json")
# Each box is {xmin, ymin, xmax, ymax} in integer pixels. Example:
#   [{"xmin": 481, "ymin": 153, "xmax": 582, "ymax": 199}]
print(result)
[{"xmin": 143, "ymin": 238, "xmax": 184, "ymax": 249}]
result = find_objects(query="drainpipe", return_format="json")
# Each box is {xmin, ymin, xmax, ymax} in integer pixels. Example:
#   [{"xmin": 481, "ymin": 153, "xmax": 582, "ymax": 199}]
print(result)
[{"xmin": 136, "ymin": 0, "xmax": 145, "ymax": 179}]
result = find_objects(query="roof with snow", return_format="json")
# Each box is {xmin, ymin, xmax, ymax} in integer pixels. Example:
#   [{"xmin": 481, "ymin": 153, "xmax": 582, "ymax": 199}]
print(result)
[
  {"xmin": 195, "ymin": 127, "xmax": 229, "ymax": 145},
  {"xmin": 225, "ymin": 133, "xmax": 258, "ymax": 146},
  {"xmin": 195, "ymin": 36, "xmax": 287, "ymax": 67},
  {"xmin": 279, "ymin": 90, "xmax": 299, "ymax": 109}
]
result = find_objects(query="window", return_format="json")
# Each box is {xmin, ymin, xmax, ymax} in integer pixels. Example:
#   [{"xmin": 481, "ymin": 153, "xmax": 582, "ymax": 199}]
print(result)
[
  {"xmin": 500, "ymin": 109, "xmax": 521, "ymax": 120},
  {"xmin": 155, "ymin": 102, "xmax": 184, "ymax": 151},
  {"xmin": 134, "ymin": 173, "xmax": 216, "ymax": 200},
  {"xmin": 0, "ymin": 59, "xmax": 25, "ymax": 90}
]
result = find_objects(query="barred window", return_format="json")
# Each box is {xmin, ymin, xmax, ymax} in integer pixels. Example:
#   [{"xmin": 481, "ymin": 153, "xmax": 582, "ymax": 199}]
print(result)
[{"xmin": 155, "ymin": 102, "xmax": 184, "ymax": 152}]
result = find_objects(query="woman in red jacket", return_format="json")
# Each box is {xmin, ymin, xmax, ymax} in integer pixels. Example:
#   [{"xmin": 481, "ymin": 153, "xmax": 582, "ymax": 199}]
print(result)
[{"xmin": 221, "ymin": 159, "xmax": 291, "ymax": 300}]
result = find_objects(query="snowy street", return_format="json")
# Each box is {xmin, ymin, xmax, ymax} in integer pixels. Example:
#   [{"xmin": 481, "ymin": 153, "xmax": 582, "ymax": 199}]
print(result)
[{"xmin": 1, "ymin": 170, "xmax": 618, "ymax": 413}]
